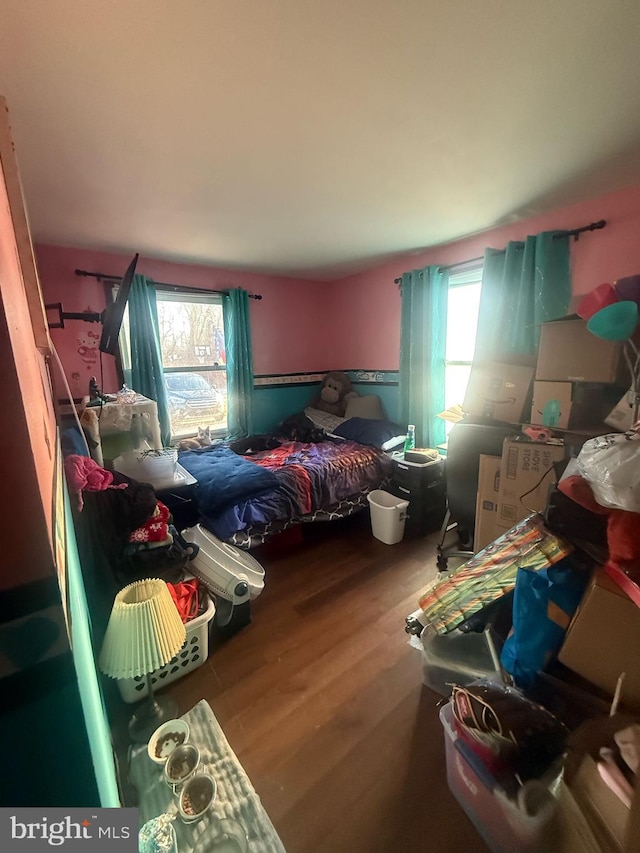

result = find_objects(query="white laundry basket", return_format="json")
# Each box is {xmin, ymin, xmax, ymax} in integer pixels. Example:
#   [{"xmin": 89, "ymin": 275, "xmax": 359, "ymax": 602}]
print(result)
[
  {"xmin": 117, "ymin": 595, "xmax": 216, "ymax": 703},
  {"xmin": 367, "ymin": 489, "xmax": 410, "ymax": 544}
]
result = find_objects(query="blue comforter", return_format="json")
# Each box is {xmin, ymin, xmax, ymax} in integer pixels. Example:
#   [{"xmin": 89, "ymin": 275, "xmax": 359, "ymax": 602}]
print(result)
[
  {"xmin": 178, "ymin": 445, "xmax": 280, "ymax": 514},
  {"xmin": 181, "ymin": 440, "xmax": 392, "ymax": 541}
]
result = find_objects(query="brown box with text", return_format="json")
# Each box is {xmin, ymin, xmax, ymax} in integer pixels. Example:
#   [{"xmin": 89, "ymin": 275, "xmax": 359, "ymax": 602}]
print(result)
[
  {"xmin": 474, "ymin": 455, "xmax": 502, "ymax": 552},
  {"xmin": 496, "ymin": 437, "xmax": 565, "ymax": 531}
]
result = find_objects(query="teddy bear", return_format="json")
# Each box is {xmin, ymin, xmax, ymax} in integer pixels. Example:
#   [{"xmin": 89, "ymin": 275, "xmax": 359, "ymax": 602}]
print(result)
[{"xmin": 310, "ymin": 371, "xmax": 358, "ymax": 417}]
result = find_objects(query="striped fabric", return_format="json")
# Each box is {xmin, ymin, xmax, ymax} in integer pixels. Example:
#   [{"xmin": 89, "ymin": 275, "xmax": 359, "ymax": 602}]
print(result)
[{"xmin": 419, "ymin": 515, "xmax": 573, "ymax": 635}]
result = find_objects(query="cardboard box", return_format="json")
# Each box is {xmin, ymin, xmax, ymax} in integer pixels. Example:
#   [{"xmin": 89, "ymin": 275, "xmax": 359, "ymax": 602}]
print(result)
[
  {"xmin": 496, "ymin": 437, "xmax": 565, "ymax": 531},
  {"xmin": 569, "ymin": 754, "xmax": 629, "ymax": 851},
  {"xmin": 531, "ymin": 380, "xmax": 607, "ymax": 430},
  {"xmin": 531, "ymin": 381, "xmax": 574, "ymax": 429},
  {"xmin": 463, "ymin": 362, "xmax": 534, "ymax": 424},
  {"xmin": 559, "ymin": 569, "xmax": 640, "ymax": 710},
  {"xmin": 536, "ymin": 317, "xmax": 625, "ymax": 383},
  {"xmin": 474, "ymin": 454, "xmax": 502, "ymax": 552},
  {"xmin": 544, "ymin": 780, "xmax": 613, "ymax": 853}
]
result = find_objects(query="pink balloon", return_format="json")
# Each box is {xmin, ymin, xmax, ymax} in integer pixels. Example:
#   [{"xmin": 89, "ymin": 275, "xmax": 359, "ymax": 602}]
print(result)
[{"xmin": 576, "ymin": 282, "xmax": 619, "ymax": 320}]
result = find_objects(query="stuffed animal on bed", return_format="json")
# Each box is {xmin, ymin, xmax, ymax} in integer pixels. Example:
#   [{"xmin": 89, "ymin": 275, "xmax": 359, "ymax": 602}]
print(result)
[{"xmin": 310, "ymin": 371, "xmax": 358, "ymax": 417}]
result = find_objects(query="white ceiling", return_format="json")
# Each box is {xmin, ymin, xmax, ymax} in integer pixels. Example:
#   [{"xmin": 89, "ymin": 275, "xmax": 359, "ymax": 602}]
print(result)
[{"xmin": 1, "ymin": 0, "xmax": 640, "ymax": 280}]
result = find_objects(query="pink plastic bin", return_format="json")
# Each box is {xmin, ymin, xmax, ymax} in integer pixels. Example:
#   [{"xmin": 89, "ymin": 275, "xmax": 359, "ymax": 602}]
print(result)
[{"xmin": 440, "ymin": 703, "xmax": 555, "ymax": 853}]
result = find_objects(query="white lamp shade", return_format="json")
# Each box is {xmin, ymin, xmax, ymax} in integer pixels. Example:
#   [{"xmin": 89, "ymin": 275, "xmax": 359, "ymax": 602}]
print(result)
[{"xmin": 99, "ymin": 578, "xmax": 187, "ymax": 680}]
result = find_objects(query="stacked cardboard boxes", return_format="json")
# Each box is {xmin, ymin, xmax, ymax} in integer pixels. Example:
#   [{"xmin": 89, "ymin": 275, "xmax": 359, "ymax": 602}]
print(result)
[
  {"xmin": 473, "ymin": 438, "xmax": 565, "ymax": 551},
  {"xmin": 531, "ymin": 316, "xmax": 626, "ymax": 431},
  {"xmin": 467, "ymin": 318, "xmax": 628, "ymax": 553},
  {"xmin": 535, "ymin": 316, "xmax": 625, "ymax": 384}
]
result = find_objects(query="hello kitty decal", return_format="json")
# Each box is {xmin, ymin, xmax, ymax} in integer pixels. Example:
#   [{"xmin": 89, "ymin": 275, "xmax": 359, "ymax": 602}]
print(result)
[{"xmin": 76, "ymin": 324, "xmax": 100, "ymax": 368}]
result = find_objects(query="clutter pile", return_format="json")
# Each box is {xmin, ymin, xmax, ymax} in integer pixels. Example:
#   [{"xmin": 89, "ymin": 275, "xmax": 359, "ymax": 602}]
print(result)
[
  {"xmin": 413, "ymin": 280, "xmax": 640, "ymax": 851},
  {"xmin": 63, "ymin": 446, "xmax": 266, "ymax": 687}
]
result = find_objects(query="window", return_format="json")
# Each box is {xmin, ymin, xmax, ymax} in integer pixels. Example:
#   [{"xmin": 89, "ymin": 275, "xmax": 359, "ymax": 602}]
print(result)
[
  {"xmin": 120, "ymin": 290, "xmax": 228, "ymax": 438},
  {"xmin": 157, "ymin": 292, "xmax": 227, "ymax": 437},
  {"xmin": 444, "ymin": 266, "xmax": 482, "ymax": 433}
]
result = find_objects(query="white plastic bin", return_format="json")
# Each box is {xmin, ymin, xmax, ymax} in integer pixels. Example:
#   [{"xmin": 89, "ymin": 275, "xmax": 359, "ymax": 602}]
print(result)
[
  {"xmin": 367, "ymin": 489, "xmax": 409, "ymax": 544},
  {"xmin": 118, "ymin": 596, "xmax": 216, "ymax": 703}
]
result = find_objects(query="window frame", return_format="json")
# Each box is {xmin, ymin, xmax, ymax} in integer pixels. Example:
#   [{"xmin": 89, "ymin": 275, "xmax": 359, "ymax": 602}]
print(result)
[
  {"xmin": 156, "ymin": 289, "xmax": 228, "ymax": 439},
  {"xmin": 444, "ymin": 263, "xmax": 483, "ymax": 421},
  {"xmin": 115, "ymin": 285, "xmax": 229, "ymax": 440}
]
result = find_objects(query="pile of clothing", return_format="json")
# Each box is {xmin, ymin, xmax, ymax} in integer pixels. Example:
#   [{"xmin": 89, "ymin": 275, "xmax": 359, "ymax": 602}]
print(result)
[
  {"xmin": 127, "ymin": 500, "xmax": 172, "ymax": 553},
  {"xmin": 64, "ymin": 454, "xmax": 194, "ymax": 588}
]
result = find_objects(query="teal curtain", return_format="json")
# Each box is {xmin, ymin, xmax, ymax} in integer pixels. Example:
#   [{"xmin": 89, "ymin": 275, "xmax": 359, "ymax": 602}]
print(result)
[
  {"xmin": 399, "ymin": 265, "xmax": 449, "ymax": 448},
  {"xmin": 223, "ymin": 288, "xmax": 254, "ymax": 437},
  {"xmin": 128, "ymin": 274, "xmax": 172, "ymax": 446},
  {"xmin": 474, "ymin": 232, "xmax": 571, "ymax": 362}
]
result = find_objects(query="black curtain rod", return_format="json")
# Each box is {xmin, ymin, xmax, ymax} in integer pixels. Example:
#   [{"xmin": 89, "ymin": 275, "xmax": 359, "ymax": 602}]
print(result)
[
  {"xmin": 437, "ymin": 256, "xmax": 484, "ymax": 273},
  {"xmin": 74, "ymin": 268, "xmax": 262, "ymax": 300},
  {"xmin": 393, "ymin": 219, "xmax": 607, "ymax": 284},
  {"xmin": 551, "ymin": 218, "xmax": 607, "ymax": 241},
  {"xmin": 394, "ymin": 256, "xmax": 483, "ymax": 283}
]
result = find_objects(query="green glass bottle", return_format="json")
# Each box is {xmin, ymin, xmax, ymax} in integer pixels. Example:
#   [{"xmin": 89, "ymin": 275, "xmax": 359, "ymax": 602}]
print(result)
[{"xmin": 404, "ymin": 424, "xmax": 416, "ymax": 456}]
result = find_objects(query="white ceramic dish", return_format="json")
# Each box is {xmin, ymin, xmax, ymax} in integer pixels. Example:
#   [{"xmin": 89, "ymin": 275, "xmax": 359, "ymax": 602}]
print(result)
[{"xmin": 147, "ymin": 719, "xmax": 190, "ymax": 765}]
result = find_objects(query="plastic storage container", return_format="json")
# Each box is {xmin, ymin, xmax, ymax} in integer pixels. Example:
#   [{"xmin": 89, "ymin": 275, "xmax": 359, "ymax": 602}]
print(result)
[
  {"xmin": 118, "ymin": 596, "xmax": 216, "ymax": 703},
  {"xmin": 113, "ymin": 448, "xmax": 178, "ymax": 485},
  {"xmin": 420, "ymin": 625, "xmax": 503, "ymax": 696},
  {"xmin": 182, "ymin": 524, "xmax": 265, "ymax": 602},
  {"xmin": 440, "ymin": 702, "xmax": 557, "ymax": 853},
  {"xmin": 367, "ymin": 489, "xmax": 409, "ymax": 544}
]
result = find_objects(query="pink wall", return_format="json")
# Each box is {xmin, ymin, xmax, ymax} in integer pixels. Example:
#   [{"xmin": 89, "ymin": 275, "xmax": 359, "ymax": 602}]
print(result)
[
  {"xmin": 37, "ymin": 182, "xmax": 640, "ymax": 395},
  {"xmin": 36, "ymin": 244, "xmax": 326, "ymax": 398},
  {"xmin": 329, "ymin": 183, "xmax": 640, "ymax": 370}
]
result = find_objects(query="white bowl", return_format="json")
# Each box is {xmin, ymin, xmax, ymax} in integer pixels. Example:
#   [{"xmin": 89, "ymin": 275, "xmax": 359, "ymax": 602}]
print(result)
[
  {"xmin": 147, "ymin": 719, "xmax": 190, "ymax": 765},
  {"xmin": 178, "ymin": 773, "xmax": 217, "ymax": 823},
  {"xmin": 114, "ymin": 449, "xmax": 178, "ymax": 483}
]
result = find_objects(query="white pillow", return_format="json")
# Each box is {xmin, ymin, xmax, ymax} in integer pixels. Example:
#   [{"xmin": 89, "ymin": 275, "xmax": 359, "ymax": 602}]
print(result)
[
  {"xmin": 304, "ymin": 407, "xmax": 347, "ymax": 433},
  {"xmin": 380, "ymin": 433, "xmax": 407, "ymax": 452},
  {"xmin": 344, "ymin": 395, "xmax": 385, "ymax": 420}
]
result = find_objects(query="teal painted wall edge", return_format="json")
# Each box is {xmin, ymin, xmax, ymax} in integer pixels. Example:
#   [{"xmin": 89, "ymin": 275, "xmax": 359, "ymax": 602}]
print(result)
[
  {"xmin": 253, "ymin": 385, "xmax": 316, "ymax": 433},
  {"xmin": 65, "ymin": 482, "xmax": 121, "ymax": 807},
  {"xmin": 252, "ymin": 370, "xmax": 400, "ymax": 433}
]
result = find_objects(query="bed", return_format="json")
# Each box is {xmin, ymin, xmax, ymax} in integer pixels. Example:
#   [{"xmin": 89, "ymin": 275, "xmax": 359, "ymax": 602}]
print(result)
[{"xmin": 177, "ymin": 407, "xmax": 404, "ymax": 549}]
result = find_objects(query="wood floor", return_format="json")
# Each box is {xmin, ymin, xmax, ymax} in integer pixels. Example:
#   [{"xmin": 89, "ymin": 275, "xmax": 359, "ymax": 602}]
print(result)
[{"xmin": 166, "ymin": 513, "xmax": 490, "ymax": 853}]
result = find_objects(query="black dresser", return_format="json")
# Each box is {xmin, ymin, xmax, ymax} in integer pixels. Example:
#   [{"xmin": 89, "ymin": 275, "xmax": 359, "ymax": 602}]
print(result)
[{"xmin": 387, "ymin": 454, "xmax": 446, "ymax": 535}]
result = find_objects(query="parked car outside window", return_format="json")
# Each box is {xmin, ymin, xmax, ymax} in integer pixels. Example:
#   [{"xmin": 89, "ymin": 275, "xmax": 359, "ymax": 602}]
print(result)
[{"xmin": 164, "ymin": 372, "xmax": 224, "ymax": 432}]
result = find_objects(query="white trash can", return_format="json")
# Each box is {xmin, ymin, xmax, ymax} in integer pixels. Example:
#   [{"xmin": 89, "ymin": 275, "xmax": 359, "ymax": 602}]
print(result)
[{"xmin": 367, "ymin": 489, "xmax": 410, "ymax": 544}]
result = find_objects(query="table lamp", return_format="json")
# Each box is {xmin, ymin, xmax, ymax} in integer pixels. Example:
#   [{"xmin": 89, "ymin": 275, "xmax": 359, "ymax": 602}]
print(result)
[
  {"xmin": 586, "ymin": 300, "xmax": 640, "ymax": 423},
  {"xmin": 99, "ymin": 578, "xmax": 187, "ymax": 743}
]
